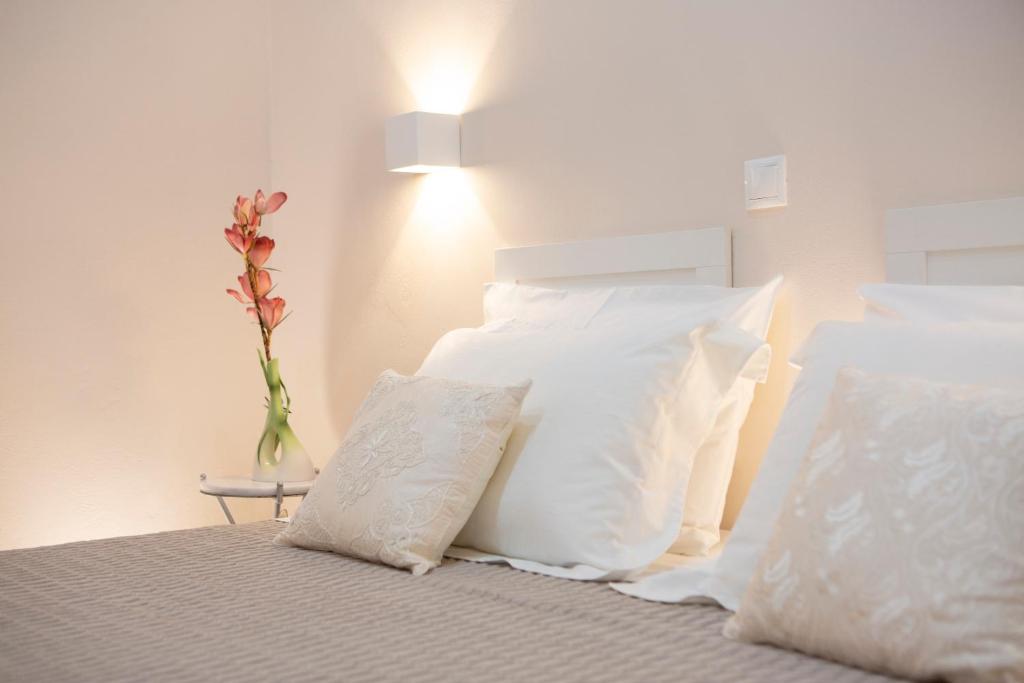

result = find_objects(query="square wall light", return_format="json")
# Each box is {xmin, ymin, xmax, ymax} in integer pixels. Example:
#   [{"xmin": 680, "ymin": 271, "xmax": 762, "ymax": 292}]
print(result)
[{"xmin": 385, "ymin": 111, "xmax": 461, "ymax": 173}]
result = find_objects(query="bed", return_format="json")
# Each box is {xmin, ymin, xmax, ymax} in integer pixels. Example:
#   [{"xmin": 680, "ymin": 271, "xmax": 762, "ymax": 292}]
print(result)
[
  {"xmin": 2, "ymin": 206, "xmax": 1021, "ymax": 683},
  {"xmin": 0, "ymin": 521, "xmax": 902, "ymax": 682}
]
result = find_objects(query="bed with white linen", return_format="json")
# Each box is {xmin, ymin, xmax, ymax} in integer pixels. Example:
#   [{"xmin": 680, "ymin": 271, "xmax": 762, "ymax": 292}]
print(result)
[{"xmin": 2, "ymin": 208, "xmax": 1021, "ymax": 682}]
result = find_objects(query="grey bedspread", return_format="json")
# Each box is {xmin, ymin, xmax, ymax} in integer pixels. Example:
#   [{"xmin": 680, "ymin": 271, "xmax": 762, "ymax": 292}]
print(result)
[{"xmin": 0, "ymin": 521, "xmax": 904, "ymax": 682}]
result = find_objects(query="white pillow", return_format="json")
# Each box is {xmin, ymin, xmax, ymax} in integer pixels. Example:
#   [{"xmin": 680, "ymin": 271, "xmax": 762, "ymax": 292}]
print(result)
[
  {"xmin": 860, "ymin": 283, "xmax": 1024, "ymax": 323},
  {"xmin": 275, "ymin": 371, "xmax": 530, "ymax": 575},
  {"xmin": 483, "ymin": 279, "xmax": 780, "ymax": 334},
  {"xmin": 418, "ymin": 318, "xmax": 768, "ymax": 576},
  {"xmin": 613, "ymin": 321, "xmax": 1024, "ymax": 607},
  {"xmin": 727, "ymin": 369, "xmax": 1024, "ymax": 682},
  {"xmin": 484, "ymin": 278, "xmax": 782, "ymax": 555}
]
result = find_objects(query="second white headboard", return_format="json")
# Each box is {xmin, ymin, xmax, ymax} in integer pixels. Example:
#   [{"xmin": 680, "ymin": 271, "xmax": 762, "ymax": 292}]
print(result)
[{"xmin": 885, "ymin": 196, "xmax": 1024, "ymax": 285}]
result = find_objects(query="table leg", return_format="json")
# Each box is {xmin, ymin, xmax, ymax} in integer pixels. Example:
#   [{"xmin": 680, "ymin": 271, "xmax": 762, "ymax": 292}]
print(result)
[
  {"xmin": 274, "ymin": 482, "xmax": 284, "ymax": 518},
  {"xmin": 216, "ymin": 496, "xmax": 236, "ymax": 525}
]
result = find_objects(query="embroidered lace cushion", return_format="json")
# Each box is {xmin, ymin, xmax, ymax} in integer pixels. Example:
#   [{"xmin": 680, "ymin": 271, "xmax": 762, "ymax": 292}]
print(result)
[
  {"xmin": 726, "ymin": 368, "xmax": 1024, "ymax": 682},
  {"xmin": 615, "ymin": 321, "xmax": 1024, "ymax": 607},
  {"xmin": 482, "ymin": 278, "xmax": 783, "ymax": 556},
  {"xmin": 418, "ymin": 318, "xmax": 768, "ymax": 577},
  {"xmin": 275, "ymin": 370, "xmax": 530, "ymax": 575}
]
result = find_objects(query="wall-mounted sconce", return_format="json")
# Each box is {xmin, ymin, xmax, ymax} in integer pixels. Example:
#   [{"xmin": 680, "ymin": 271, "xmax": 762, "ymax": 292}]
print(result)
[{"xmin": 385, "ymin": 111, "xmax": 461, "ymax": 173}]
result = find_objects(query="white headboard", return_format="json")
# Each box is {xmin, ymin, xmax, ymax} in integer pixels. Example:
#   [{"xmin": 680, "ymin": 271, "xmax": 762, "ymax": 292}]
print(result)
[
  {"xmin": 885, "ymin": 196, "xmax": 1024, "ymax": 285},
  {"xmin": 495, "ymin": 227, "xmax": 732, "ymax": 287}
]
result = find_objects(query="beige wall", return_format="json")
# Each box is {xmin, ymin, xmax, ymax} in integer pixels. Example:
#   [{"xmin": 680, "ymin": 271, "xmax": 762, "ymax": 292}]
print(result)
[
  {"xmin": 4, "ymin": 0, "xmax": 1024, "ymax": 549},
  {"xmin": 0, "ymin": 0, "xmax": 278, "ymax": 549},
  {"xmin": 269, "ymin": 0, "xmax": 1024, "ymax": 528}
]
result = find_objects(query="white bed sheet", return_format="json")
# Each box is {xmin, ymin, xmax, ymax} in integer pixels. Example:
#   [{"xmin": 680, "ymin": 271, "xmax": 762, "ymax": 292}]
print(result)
[{"xmin": 444, "ymin": 531, "xmax": 730, "ymax": 583}]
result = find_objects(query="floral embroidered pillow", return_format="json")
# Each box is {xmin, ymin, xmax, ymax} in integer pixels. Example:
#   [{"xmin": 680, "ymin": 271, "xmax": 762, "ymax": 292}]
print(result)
[
  {"xmin": 276, "ymin": 370, "xmax": 530, "ymax": 575},
  {"xmin": 726, "ymin": 368, "xmax": 1024, "ymax": 682}
]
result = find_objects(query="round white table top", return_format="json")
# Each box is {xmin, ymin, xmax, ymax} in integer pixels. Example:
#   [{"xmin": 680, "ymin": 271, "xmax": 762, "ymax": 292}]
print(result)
[{"xmin": 199, "ymin": 475, "xmax": 315, "ymax": 498}]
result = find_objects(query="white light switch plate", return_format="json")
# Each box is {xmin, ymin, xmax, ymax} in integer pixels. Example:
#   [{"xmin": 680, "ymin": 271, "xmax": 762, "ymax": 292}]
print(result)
[{"xmin": 744, "ymin": 155, "xmax": 787, "ymax": 209}]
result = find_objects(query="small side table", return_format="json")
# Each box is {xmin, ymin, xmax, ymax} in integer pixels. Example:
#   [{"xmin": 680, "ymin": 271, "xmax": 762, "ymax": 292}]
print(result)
[{"xmin": 199, "ymin": 473, "xmax": 318, "ymax": 524}]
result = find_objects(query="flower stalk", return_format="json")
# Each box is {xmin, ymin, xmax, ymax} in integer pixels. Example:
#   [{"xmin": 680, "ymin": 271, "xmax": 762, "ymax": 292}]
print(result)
[{"xmin": 223, "ymin": 190, "xmax": 315, "ymax": 482}]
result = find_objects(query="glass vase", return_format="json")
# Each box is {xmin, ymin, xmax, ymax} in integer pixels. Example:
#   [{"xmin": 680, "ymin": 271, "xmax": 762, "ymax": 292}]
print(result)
[{"xmin": 251, "ymin": 356, "xmax": 316, "ymax": 483}]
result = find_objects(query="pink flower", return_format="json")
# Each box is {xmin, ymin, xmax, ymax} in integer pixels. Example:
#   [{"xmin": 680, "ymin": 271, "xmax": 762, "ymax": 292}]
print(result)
[
  {"xmin": 224, "ymin": 225, "xmax": 252, "ymax": 254},
  {"xmin": 226, "ymin": 271, "xmax": 271, "ymax": 303},
  {"xmin": 254, "ymin": 190, "xmax": 287, "ymax": 216},
  {"xmin": 258, "ymin": 297, "xmax": 287, "ymax": 329},
  {"xmin": 233, "ymin": 195, "xmax": 256, "ymax": 229},
  {"xmin": 221, "ymin": 189, "xmax": 292, "ymax": 358},
  {"xmin": 249, "ymin": 236, "xmax": 275, "ymax": 267},
  {"xmin": 248, "ymin": 270, "xmax": 272, "ymax": 298}
]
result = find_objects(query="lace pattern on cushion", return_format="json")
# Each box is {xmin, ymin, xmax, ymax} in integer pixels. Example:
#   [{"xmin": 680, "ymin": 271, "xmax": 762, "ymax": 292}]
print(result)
[
  {"xmin": 349, "ymin": 483, "xmax": 451, "ymax": 574},
  {"xmin": 282, "ymin": 485, "xmax": 335, "ymax": 551},
  {"xmin": 440, "ymin": 384, "xmax": 509, "ymax": 464},
  {"xmin": 727, "ymin": 369, "xmax": 1024, "ymax": 682},
  {"xmin": 334, "ymin": 401, "xmax": 424, "ymax": 510},
  {"xmin": 352, "ymin": 370, "xmax": 413, "ymax": 420}
]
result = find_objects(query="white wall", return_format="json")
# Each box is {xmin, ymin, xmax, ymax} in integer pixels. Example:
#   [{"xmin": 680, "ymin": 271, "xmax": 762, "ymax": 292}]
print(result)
[
  {"xmin": 4, "ymin": 0, "xmax": 1023, "ymax": 549},
  {"xmin": 0, "ymin": 0, "xmax": 278, "ymax": 549},
  {"xmin": 268, "ymin": 0, "xmax": 1024, "ymax": 527}
]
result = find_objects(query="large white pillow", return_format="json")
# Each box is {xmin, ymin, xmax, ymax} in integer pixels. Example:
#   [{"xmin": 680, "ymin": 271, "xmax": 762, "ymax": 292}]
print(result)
[
  {"xmin": 484, "ymin": 279, "xmax": 782, "ymax": 555},
  {"xmin": 860, "ymin": 283, "xmax": 1024, "ymax": 323},
  {"xmin": 727, "ymin": 369, "xmax": 1024, "ymax": 682},
  {"xmin": 418, "ymin": 318, "xmax": 768, "ymax": 576},
  {"xmin": 613, "ymin": 321, "xmax": 1024, "ymax": 607}
]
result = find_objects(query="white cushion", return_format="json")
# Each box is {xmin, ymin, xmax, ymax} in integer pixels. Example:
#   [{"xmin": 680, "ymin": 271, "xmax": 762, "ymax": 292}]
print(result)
[
  {"xmin": 614, "ymin": 321, "xmax": 1024, "ymax": 607},
  {"xmin": 483, "ymin": 278, "xmax": 782, "ymax": 555},
  {"xmin": 726, "ymin": 369, "xmax": 1024, "ymax": 682},
  {"xmin": 275, "ymin": 370, "xmax": 530, "ymax": 575},
  {"xmin": 483, "ymin": 279, "xmax": 779, "ymax": 334},
  {"xmin": 418, "ymin": 317, "xmax": 768, "ymax": 576},
  {"xmin": 860, "ymin": 283, "xmax": 1024, "ymax": 323}
]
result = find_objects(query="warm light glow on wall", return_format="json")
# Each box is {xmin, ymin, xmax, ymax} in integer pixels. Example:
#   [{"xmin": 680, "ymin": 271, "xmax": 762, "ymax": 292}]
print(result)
[
  {"xmin": 406, "ymin": 169, "xmax": 481, "ymax": 238},
  {"xmin": 407, "ymin": 58, "xmax": 478, "ymax": 116},
  {"xmin": 362, "ymin": 1, "xmax": 515, "ymax": 115}
]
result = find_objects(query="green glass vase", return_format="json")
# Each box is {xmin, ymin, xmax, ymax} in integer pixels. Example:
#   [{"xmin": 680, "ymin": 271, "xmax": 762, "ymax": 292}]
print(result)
[{"xmin": 251, "ymin": 356, "xmax": 316, "ymax": 483}]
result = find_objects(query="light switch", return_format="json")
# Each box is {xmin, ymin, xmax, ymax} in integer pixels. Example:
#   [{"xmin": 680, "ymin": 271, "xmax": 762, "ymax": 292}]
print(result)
[{"xmin": 744, "ymin": 155, "xmax": 787, "ymax": 209}]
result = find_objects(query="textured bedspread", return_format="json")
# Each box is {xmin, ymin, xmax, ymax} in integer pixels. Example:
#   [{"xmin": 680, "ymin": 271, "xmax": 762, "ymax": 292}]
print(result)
[{"xmin": 0, "ymin": 522, "xmax": 905, "ymax": 683}]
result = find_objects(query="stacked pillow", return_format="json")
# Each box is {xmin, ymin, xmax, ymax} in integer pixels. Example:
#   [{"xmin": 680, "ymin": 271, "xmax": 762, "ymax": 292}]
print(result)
[
  {"xmin": 421, "ymin": 279, "xmax": 781, "ymax": 576},
  {"xmin": 691, "ymin": 284, "xmax": 1024, "ymax": 682},
  {"xmin": 280, "ymin": 277, "xmax": 781, "ymax": 579},
  {"xmin": 700, "ymin": 320, "xmax": 1024, "ymax": 607},
  {"xmin": 615, "ymin": 317, "xmax": 1024, "ymax": 607}
]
